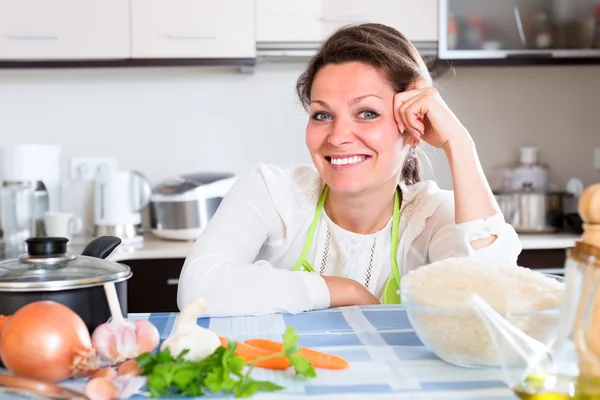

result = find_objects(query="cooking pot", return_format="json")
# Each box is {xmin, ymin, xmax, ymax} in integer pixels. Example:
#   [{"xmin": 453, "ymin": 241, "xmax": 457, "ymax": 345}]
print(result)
[
  {"xmin": 0, "ymin": 235, "xmax": 131, "ymax": 336},
  {"xmin": 494, "ymin": 187, "xmax": 572, "ymax": 233}
]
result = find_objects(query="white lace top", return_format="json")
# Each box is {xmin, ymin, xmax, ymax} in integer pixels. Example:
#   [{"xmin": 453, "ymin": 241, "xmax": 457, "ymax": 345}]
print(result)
[{"xmin": 177, "ymin": 163, "xmax": 523, "ymax": 317}]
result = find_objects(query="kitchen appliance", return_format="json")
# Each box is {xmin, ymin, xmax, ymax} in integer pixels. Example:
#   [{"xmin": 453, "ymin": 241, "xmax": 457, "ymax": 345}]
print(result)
[
  {"xmin": 149, "ymin": 172, "xmax": 237, "ymax": 241},
  {"xmin": 494, "ymin": 184, "xmax": 572, "ymax": 233},
  {"xmin": 0, "ymin": 144, "xmax": 62, "ymax": 257},
  {"xmin": 500, "ymin": 147, "xmax": 550, "ymax": 192},
  {"xmin": 0, "ymin": 235, "xmax": 130, "ymax": 336},
  {"xmin": 93, "ymin": 169, "xmax": 152, "ymax": 245}
]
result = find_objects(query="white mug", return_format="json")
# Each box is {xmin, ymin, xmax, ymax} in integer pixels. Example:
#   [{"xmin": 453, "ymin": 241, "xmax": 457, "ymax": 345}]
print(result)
[{"xmin": 44, "ymin": 211, "xmax": 83, "ymax": 239}]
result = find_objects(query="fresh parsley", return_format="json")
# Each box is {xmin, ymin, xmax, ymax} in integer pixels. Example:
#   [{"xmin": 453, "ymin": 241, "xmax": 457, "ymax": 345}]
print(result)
[{"xmin": 135, "ymin": 326, "xmax": 316, "ymax": 398}]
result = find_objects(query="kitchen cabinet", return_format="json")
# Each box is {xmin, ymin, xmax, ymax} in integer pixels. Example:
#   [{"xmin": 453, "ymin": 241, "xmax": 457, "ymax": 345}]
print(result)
[
  {"xmin": 256, "ymin": 0, "xmax": 438, "ymax": 45},
  {"xmin": 517, "ymin": 249, "xmax": 567, "ymax": 275},
  {"xmin": 120, "ymin": 258, "xmax": 184, "ymax": 313},
  {"xmin": 438, "ymin": 0, "xmax": 600, "ymax": 61},
  {"xmin": 256, "ymin": 0, "xmax": 324, "ymax": 43},
  {"xmin": 322, "ymin": 0, "xmax": 438, "ymax": 42},
  {"xmin": 0, "ymin": 0, "xmax": 129, "ymax": 60},
  {"xmin": 130, "ymin": 0, "xmax": 256, "ymax": 59}
]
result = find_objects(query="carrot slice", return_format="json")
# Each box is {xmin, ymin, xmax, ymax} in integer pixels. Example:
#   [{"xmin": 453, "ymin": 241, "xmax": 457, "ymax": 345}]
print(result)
[
  {"xmin": 244, "ymin": 338, "xmax": 350, "ymax": 370},
  {"xmin": 218, "ymin": 336, "xmax": 290, "ymax": 370}
]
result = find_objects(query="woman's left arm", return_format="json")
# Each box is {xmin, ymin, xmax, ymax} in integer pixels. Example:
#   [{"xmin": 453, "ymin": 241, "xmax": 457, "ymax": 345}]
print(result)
[
  {"xmin": 443, "ymin": 134, "xmax": 500, "ymax": 249},
  {"xmin": 394, "ymin": 78, "xmax": 502, "ymax": 250}
]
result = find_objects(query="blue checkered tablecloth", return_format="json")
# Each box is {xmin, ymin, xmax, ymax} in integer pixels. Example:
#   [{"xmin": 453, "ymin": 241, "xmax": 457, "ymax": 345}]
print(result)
[{"xmin": 1, "ymin": 305, "xmax": 518, "ymax": 399}]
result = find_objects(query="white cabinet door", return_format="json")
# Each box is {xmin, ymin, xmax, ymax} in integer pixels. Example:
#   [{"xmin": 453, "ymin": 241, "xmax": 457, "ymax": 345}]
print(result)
[
  {"xmin": 131, "ymin": 0, "xmax": 256, "ymax": 58},
  {"xmin": 0, "ymin": 0, "xmax": 129, "ymax": 60},
  {"xmin": 322, "ymin": 0, "xmax": 438, "ymax": 42},
  {"xmin": 256, "ymin": 0, "xmax": 323, "ymax": 43}
]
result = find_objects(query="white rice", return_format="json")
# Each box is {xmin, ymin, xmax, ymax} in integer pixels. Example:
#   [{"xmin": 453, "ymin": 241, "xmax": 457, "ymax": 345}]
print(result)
[{"xmin": 401, "ymin": 257, "xmax": 565, "ymax": 367}]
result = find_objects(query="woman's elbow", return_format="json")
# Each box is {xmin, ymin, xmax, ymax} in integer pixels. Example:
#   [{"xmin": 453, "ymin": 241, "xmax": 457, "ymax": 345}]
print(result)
[{"xmin": 176, "ymin": 261, "xmax": 212, "ymax": 312}]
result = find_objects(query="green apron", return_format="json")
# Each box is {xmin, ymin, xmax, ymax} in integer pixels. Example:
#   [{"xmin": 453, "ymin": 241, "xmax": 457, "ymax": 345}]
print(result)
[{"xmin": 291, "ymin": 186, "xmax": 403, "ymax": 304}]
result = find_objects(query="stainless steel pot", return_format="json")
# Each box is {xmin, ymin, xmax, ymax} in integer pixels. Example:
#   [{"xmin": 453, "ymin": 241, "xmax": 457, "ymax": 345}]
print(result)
[
  {"xmin": 494, "ymin": 188, "xmax": 572, "ymax": 233},
  {"xmin": 0, "ymin": 236, "xmax": 130, "ymax": 335}
]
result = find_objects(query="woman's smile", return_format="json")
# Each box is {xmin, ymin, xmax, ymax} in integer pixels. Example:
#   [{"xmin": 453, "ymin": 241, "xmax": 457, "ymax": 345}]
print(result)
[{"xmin": 325, "ymin": 154, "xmax": 371, "ymax": 171}]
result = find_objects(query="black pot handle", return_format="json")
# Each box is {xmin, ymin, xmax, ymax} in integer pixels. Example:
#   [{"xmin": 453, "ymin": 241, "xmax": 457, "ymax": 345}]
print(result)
[{"xmin": 81, "ymin": 236, "xmax": 122, "ymax": 259}]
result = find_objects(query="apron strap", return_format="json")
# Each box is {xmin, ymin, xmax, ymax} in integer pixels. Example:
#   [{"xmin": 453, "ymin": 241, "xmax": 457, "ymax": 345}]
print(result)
[{"xmin": 291, "ymin": 185, "xmax": 328, "ymax": 272}]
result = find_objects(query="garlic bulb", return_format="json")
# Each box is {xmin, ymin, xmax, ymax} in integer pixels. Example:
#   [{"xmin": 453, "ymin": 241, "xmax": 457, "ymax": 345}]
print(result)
[{"xmin": 160, "ymin": 297, "xmax": 221, "ymax": 361}]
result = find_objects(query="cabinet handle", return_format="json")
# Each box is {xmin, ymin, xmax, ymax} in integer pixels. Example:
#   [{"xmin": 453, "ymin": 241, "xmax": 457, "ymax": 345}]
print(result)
[
  {"xmin": 7, "ymin": 34, "xmax": 58, "ymax": 40},
  {"xmin": 165, "ymin": 34, "xmax": 216, "ymax": 40},
  {"xmin": 166, "ymin": 278, "xmax": 179, "ymax": 286}
]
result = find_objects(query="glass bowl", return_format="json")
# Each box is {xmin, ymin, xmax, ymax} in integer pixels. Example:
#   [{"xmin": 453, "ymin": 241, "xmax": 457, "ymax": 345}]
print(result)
[{"xmin": 400, "ymin": 268, "xmax": 564, "ymax": 369}]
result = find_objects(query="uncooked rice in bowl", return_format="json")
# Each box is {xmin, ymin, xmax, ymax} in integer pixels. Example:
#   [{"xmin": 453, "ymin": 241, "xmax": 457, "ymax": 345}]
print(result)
[{"xmin": 400, "ymin": 257, "xmax": 565, "ymax": 368}]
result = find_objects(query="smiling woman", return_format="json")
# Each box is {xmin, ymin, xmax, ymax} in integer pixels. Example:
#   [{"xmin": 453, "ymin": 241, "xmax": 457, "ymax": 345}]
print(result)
[{"xmin": 176, "ymin": 23, "xmax": 523, "ymax": 317}]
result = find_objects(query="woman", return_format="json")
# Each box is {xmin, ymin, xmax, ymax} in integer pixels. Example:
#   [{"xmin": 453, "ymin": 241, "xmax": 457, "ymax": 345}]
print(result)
[{"xmin": 177, "ymin": 23, "xmax": 522, "ymax": 317}]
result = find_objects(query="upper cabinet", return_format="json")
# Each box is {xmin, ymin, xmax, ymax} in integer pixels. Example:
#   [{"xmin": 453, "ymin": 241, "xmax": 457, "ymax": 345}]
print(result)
[
  {"xmin": 130, "ymin": 0, "xmax": 256, "ymax": 59},
  {"xmin": 256, "ymin": 0, "xmax": 437, "ymax": 49},
  {"xmin": 321, "ymin": 0, "xmax": 438, "ymax": 42},
  {"xmin": 438, "ymin": 0, "xmax": 600, "ymax": 60},
  {"xmin": 256, "ymin": 0, "xmax": 323, "ymax": 43},
  {"xmin": 0, "ymin": 0, "xmax": 129, "ymax": 60}
]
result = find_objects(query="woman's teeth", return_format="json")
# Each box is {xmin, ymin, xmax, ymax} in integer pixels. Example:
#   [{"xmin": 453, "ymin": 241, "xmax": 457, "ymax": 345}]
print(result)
[{"xmin": 330, "ymin": 156, "xmax": 366, "ymax": 165}]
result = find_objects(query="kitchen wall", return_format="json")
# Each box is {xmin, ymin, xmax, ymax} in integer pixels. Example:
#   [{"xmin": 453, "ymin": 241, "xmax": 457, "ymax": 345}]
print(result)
[{"xmin": 0, "ymin": 62, "xmax": 598, "ymax": 230}]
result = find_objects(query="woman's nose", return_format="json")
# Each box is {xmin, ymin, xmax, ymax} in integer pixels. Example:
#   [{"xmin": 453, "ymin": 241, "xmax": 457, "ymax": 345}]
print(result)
[{"xmin": 327, "ymin": 118, "xmax": 355, "ymax": 147}]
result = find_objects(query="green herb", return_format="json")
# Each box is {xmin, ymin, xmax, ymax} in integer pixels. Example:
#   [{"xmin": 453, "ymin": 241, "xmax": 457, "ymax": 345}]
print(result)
[{"xmin": 135, "ymin": 326, "xmax": 316, "ymax": 398}]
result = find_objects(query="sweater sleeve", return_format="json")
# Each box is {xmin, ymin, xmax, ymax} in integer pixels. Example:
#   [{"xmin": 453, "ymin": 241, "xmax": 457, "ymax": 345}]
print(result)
[
  {"xmin": 425, "ymin": 198, "xmax": 523, "ymax": 265},
  {"xmin": 176, "ymin": 164, "xmax": 331, "ymax": 317}
]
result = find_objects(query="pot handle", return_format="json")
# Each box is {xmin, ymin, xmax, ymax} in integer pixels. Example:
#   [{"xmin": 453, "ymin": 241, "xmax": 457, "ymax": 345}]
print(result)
[{"xmin": 81, "ymin": 236, "xmax": 122, "ymax": 259}]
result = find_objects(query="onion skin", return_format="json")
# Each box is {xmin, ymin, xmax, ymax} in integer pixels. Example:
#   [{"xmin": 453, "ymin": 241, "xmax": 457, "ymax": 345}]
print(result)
[
  {"xmin": 0, "ymin": 301, "xmax": 100, "ymax": 383},
  {"xmin": 0, "ymin": 315, "xmax": 9, "ymax": 334}
]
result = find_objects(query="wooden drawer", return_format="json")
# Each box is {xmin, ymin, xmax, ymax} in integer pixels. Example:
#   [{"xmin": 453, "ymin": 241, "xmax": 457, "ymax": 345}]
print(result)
[
  {"xmin": 130, "ymin": 0, "xmax": 256, "ymax": 58},
  {"xmin": 0, "ymin": 0, "xmax": 129, "ymax": 60},
  {"xmin": 120, "ymin": 258, "xmax": 185, "ymax": 314}
]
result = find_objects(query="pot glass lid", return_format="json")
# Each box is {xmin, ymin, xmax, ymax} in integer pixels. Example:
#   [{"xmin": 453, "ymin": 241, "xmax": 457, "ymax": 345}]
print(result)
[{"xmin": 0, "ymin": 237, "xmax": 131, "ymax": 292}]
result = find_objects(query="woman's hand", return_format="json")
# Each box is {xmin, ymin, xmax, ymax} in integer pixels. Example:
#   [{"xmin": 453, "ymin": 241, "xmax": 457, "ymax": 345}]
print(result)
[
  {"xmin": 393, "ymin": 78, "xmax": 469, "ymax": 149},
  {"xmin": 323, "ymin": 276, "xmax": 380, "ymax": 307}
]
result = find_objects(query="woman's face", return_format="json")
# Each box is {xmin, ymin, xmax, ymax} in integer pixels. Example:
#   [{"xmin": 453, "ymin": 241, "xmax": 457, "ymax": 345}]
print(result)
[{"xmin": 306, "ymin": 61, "xmax": 411, "ymax": 195}]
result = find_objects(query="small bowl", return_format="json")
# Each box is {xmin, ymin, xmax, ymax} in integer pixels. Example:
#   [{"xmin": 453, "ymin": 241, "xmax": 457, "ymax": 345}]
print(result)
[{"xmin": 401, "ymin": 272, "xmax": 564, "ymax": 368}]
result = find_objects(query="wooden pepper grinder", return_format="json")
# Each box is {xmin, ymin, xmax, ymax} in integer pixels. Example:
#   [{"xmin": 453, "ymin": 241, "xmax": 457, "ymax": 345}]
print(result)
[{"xmin": 573, "ymin": 183, "xmax": 600, "ymax": 378}]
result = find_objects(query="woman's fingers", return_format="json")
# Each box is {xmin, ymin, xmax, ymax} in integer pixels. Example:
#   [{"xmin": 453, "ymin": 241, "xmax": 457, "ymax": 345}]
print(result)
[
  {"xmin": 399, "ymin": 93, "xmax": 428, "ymax": 134},
  {"xmin": 393, "ymin": 90, "xmax": 419, "ymax": 132}
]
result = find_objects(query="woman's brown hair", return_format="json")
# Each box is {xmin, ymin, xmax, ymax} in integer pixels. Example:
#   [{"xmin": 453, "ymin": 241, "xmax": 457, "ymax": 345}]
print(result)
[{"xmin": 295, "ymin": 23, "xmax": 433, "ymax": 185}]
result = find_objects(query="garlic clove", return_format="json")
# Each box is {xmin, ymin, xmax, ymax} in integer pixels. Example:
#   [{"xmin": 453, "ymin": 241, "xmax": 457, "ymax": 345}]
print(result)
[
  {"xmin": 91, "ymin": 324, "xmax": 119, "ymax": 363},
  {"xmin": 85, "ymin": 377, "xmax": 119, "ymax": 400},
  {"xmin": 117, "ymin": 359, "xmax": 142, "ymax": 376},
  {"xmin": 134, "ymin": 320, "xmax": 160, "ymax": 354},
  {"xmin": 91, "ymin": 367, "xmax": 117, "ymax": 380}
]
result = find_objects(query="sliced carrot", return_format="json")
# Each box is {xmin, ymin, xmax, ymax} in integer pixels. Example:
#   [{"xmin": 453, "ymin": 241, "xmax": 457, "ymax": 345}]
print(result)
[
  {"xmin": 244, "ymin": 338, "xmax": 350, "ymax": 370},
  {"xmin": 218, "ymin": 336, "xmax": 290, "ymax": 370}
]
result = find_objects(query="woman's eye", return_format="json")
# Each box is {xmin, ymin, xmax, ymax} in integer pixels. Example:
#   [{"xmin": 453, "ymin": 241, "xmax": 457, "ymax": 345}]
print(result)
[
  {"xmin": 311, "ymin": 112, "xmax": 332, "ymax": 121},
  {"xmin": 358, "ymin": 110, "xmax": 379, "ymax": 119}
]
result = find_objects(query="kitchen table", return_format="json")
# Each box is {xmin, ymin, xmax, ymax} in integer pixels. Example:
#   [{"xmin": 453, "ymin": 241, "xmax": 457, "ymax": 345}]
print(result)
[{"xmin": 1, "ymin": 305, "xmax": 517, "ymax": 399}]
